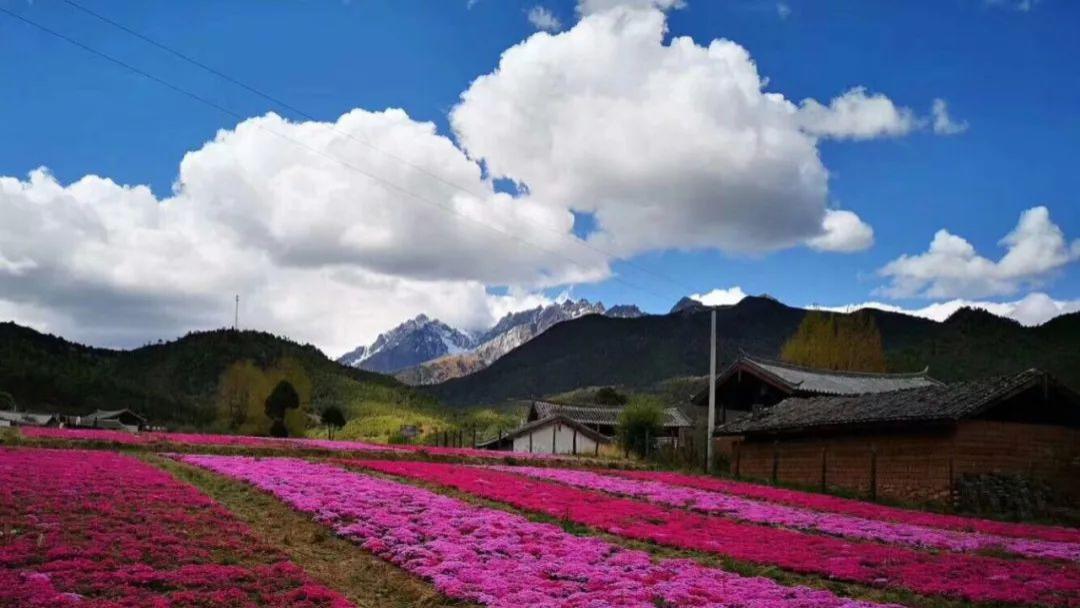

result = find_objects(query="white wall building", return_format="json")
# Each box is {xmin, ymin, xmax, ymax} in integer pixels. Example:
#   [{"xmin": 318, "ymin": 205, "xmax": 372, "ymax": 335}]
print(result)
[{"xmin": 480, "ymin": 415, "xmax": 610, "ymax": 456}]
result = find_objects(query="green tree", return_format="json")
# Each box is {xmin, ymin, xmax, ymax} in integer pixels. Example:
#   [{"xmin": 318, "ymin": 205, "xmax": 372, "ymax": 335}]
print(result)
[
  {"xmin": 0, "ymin": 391, "xmax": 16, "ymax": 411},
  {"xmin": 781, "ymin": 310, "xmax": 887, "ymax": 372},
  {"xmin": 593, "ymin": 386, "xmax": 628, "ymax": 405},
  {"xmin": 321, "ymin": 405, "xmax": 346, "ymax": 439},
  {"xmin": 264, "ymin": 380, "xmax": 300, "ymax": 437},
  {"xmin": 616, "ymin": 400, "xmax": 664, "ymax": 458}
]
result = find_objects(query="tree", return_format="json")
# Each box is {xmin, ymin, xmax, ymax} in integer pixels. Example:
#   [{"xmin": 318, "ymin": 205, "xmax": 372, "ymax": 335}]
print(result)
[
  {"xmin": 780, "ymin": 310, "xmax": 887, "ymax": 372},
  {"xmin": 593, "ymin": 386, "xmax": 628, "ymax": 406},
  {"xmin": 321, "ymin": 405, "xmax": 346, "ymax": 439},
  {"xmin": 265, "ymin": 380, "xmax": 300, "ymax": 437},
  {"xmin": 265, "ymin": 358, "xmax": 312, "ymax": 437},
  {"xmin": 0, "ymin": 391, "xmax": 16, "ymax": 412},
  {"xmin": 216, "ymin": 361, "xmax": 266, "ymax": 431},
  {"xmin": 616, "ymin": 400, "xmax": 664, "ymax": 458}
]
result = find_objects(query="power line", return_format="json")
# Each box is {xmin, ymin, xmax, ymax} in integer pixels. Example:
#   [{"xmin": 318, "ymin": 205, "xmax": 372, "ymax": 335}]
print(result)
[
  {"xmin": 0, "ymin": 5, "xmax": 675, "ymax": 303},
  {"xmin": 59, "ymin": 0, "xmax": 700, "ymax": 297}
]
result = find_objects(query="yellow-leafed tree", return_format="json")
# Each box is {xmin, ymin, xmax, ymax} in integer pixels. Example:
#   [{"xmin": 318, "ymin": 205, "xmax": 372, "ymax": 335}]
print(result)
[
  {"xmin": 780, "ymin": 310, "xmax": 887, "ymax": 372},
  {"xmin": 215, "ymin": 357, "xmax": 312, "ymax": 436}
]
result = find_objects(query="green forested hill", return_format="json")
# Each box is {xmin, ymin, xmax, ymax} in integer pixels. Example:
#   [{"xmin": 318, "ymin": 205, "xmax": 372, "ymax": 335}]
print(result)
[
  {"xmin": 0, "ymin": 323, "xmax": 436, "ymax": 428},
  {"xmin": 428, "ymin": 297, "xmax": 1080, "ymax": 406}
]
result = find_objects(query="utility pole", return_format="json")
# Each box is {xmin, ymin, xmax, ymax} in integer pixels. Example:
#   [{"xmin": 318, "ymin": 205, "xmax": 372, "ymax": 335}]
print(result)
[
  {"xmin": 706, "ymin": 307, "xmax": 717, "ymax": 473},
  {"xmin": 234, "ymin": 294, "xmax": 239, "ymax": 329}
]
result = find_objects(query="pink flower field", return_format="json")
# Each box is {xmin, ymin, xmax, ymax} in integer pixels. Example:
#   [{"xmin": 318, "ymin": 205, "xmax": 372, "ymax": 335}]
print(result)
[
  {"xmin": 181, "ymin": 454, "xmax": 894, "ymax": 608},
  {"xmin": 0, "ymin": 447, "xmax": 351, "ymax": 607},
  {"xmin": 10, "ymin": 436, "xmax": 1079, "ymax": 607},
  {"xmin": 350, "ymin": 459, "xmax": 1080, "ymax": 606},
  {"xmin": 613, "ymin": 469, "xmax": 1080, "ymax": 544},
  {"xmin": 491, "ymin": 465, "xmax": 1080, "ymax": 561}
]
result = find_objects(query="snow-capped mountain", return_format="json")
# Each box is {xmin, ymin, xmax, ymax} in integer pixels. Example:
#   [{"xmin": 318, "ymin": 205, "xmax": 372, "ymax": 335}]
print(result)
[
  {"xmin": 390, "ymin": 299, "xmax": 644, "ymax": 385},
  {"xmin": 341, "ymin": 299, "xmax": 644, "ymax": 382},
  {"xmin": 476, "ymin": 298, "xmax": 606, "ymax": 344},
  {"xmin": 336, "ymin": 314, "xmax": 477, "ymax": 374}
]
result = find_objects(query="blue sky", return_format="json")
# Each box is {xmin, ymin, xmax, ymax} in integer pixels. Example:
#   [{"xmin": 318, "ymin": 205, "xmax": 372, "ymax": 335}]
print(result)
[{"xmin": 0, "ymin": 0, "xmax": 1077, "ymax": 353}]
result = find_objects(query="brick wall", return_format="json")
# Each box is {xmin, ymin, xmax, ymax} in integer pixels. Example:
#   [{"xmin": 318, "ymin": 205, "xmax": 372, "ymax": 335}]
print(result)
[
  {"xmin": 727, "ymin": 421, "xmax": 1079, "ymax": 506},
  {"xmin": 953, "ymin": 420, "xmax": 1079, "ymax": 498}
]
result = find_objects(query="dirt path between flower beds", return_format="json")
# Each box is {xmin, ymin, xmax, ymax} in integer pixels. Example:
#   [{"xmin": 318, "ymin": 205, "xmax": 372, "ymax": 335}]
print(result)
[{"xmin": 149, "ymin": 455, "xmax": 471, "ymax": 608}]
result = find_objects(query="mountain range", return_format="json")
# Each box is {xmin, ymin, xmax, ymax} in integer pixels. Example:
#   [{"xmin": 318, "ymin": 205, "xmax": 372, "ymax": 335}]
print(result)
[
  {"xmin": 338, "ymin": 299, "xmax": 643, "ymax": 383},
  {"xmin": 0, "ymin": 322, "xmax": 431, "ymax": 426},
  {"xmin": 425, "ymin": 296, "xmax": 1080, "ymax": 406},
  {"xmin": 3, "ymin": 294, "xmax": 1077, "ymax": 425}
]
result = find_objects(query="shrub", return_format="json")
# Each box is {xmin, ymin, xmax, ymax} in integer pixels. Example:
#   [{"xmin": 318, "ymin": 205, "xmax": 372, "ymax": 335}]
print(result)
[{"xmin": 616, "ymin": 400, "xmax": 663, "ymax": 457}]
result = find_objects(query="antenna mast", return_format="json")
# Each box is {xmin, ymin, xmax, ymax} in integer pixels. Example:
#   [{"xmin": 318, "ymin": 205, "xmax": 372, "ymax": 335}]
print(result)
[{"xmin": 234, "ymin": 294, "xmax": 239, "ymax": 329}]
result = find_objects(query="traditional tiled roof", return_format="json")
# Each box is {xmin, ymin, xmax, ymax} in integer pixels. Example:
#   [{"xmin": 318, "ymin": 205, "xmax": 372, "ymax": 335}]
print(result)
[
  {"xmin": 477, "ymin": 414, "xmax": 612, "ymax": 448},
  {"xmin": 531, "ymin": 401, "xmax": 692, "ymax": 428},
  {"xmin": 0, "ymin": 410, "xmax": 57, "ymax": 426},
  {"xmin": 715, "ymin": 369, "xmax": 1073, "ymax": 436},
  {"xmin": 87, "ymin": 408, "xmax": 146, "ymax": 422},
  {"xmin": 720, "ymin": 356, "xmax": 940, "ymax": 397}
]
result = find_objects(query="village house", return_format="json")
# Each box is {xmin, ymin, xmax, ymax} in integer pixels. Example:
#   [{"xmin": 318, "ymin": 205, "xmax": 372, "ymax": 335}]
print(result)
[
  {"xmin": 479, "ymin": 400, "xmax": 693, "ymax": 455},
  {"xmin": 75, "ymin": 408, "xmax": 147, "ymax": 432},
  {"xmin": 477, "ymin": 414, "xmax": 612, "ymax": 455},
  {"xmin": 0, "ymin": 410, "xmax": 60, "ymax": 428},
  {"xmin": 714, "ymin": 369, "xmax": 1080, "ymax": 506},
  {"xmin": 527, "ymin": 401, "xmax": 692, "ymax": 441},
  {"xmin": 691, "ymin": 355, "xmax": 942, "ymax": 425}
]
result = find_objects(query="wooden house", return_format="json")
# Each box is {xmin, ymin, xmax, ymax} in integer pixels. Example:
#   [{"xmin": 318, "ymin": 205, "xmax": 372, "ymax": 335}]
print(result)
[
  {"xmin": 714, "ymin": 369, "xmax": 1080, "ymax": 506},
  {"xmin": 691, "ymin": 355, "xmax": 941, "ymax": 425}
]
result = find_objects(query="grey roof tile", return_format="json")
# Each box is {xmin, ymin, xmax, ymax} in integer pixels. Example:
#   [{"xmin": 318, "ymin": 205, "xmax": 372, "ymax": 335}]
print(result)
[{"xmin": 716, "ymin": 369, "xmax": 1066, "ymax": 435}]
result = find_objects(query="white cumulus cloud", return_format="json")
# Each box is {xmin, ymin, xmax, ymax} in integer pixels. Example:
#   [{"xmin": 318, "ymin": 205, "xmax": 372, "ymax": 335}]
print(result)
[
  {"xmin": 577, "ymin": 0, "xmax": 684, "ymax": 15},
  {"xmin": 931, "ymin": 98, "xmax": 968, "ymax": 135},
  {"xmin": 527, "ymin": 6, "xmax": 562, "ymax": 32},
  {"xmin": 878, "ymin": 206, "xmax": 1079, "ymax": 299},
  {"xmin": 451, "ymin": 5, "xmax": 909, "ymax": 259},
  {"xmin": 690, "ymin": 286, "xmax": 748, "ymax": 306},
  {"xmin": 797, "ymin": 87, "xmax": 918, "ymax": 140},
  {"xmin": 807, "ymin": 209, "xmax": 875, "ymax": 252},
  {"xmin": 0, "ymin": 109, "xmax": 608, "ymax": 354}
]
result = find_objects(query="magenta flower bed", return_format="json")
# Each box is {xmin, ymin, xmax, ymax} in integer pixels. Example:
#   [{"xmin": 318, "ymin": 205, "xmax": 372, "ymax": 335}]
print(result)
[
  {"xmin": 149, "ymin": 432, "xmax": 400, "ymax": 453},
  {"xmin": 615, "ymin": 469, "xmax": 1080, "ymax": 544},
  {"xmin": 20, "ymin": 426, "xmax": 396, "ymax": 453},
  {"xmin": 19, "ymin": 426, "xmax": 146, "ymax": 445},
  {"xmin": 18, "ymin": 426, "xmax": 561, "ymax": 460},
  {"xmin": 0, "ymin": 447, "xmax": 351, "ymax": 607},
  {"xmin": 182, "ymin": 454, "xmax": 893, "ymax": 608},
  {"xmin": 492, "ymin": 465, "xmax": 1080, "ymax": 562},
  {"xmin": 352, "ymin": 459, "xmax": 1080, "ymax": 606}
]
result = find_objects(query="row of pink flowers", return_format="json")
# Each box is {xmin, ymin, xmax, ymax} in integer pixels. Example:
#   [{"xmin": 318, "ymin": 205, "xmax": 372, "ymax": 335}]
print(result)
[
  {"xmin": 182, "ymin": 454, "xmax": 895, "ymax": 608},
  {"xmin": 0, "ymin": 447, "xmax": 351, "ymax": 607},
  {"xmin": 19, "ymin": 426, "xmax": 148, "ymax": 445},
  {"xmin": 349, "ymin": 459, "xmax": 1080, "ymax": 606},
  {"xmin": 615, "ymin": 469, "xmax": 1080, "ymax": 544},
  {"xmin": 491, "ymin": 465, "xmax": 1080, "ymax": 562},
  {"xmin": 19, "ymin": 426, "xmax": 396, "ymax": 452},
  {"xmin": 17, "ymin": 426, "xmax": 564, "ymax": 460}
]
